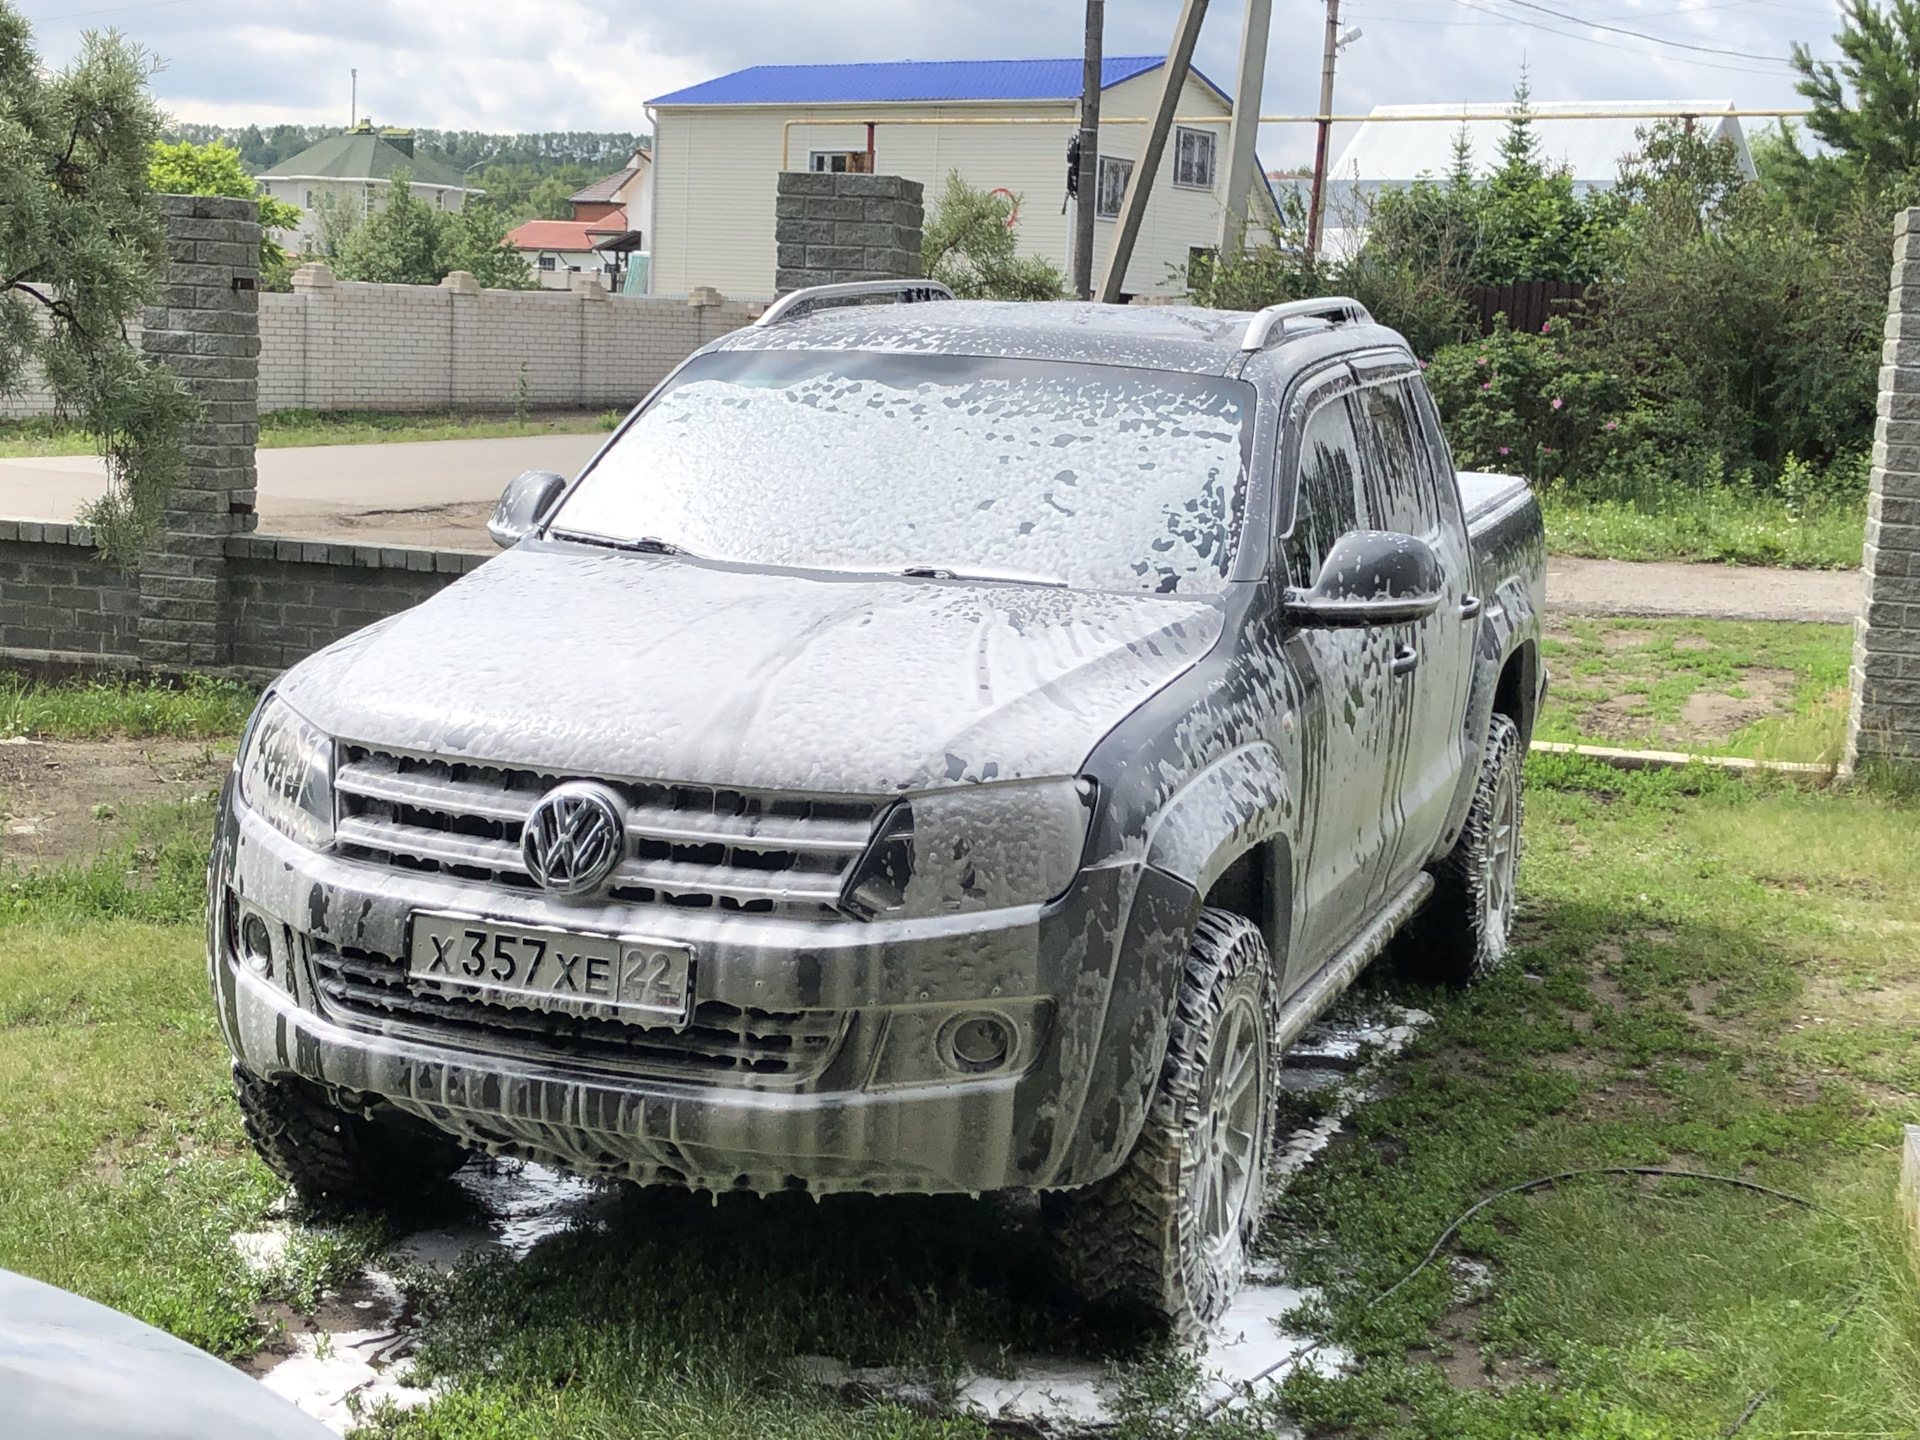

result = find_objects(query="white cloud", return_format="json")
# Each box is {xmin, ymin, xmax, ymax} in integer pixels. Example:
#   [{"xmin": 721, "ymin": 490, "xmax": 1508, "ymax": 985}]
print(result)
[{"xmin": 17, "ymin": 0, "xmax": 1835, "ymax": 161}]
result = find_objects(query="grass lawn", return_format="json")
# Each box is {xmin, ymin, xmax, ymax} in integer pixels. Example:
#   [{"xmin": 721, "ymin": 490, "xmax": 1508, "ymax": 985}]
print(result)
[
  {"xmin": 1540, "ymin": 489, "xmax": 1866, "ymax": 571},
  {"xmin": 1537, "ymin": 618, "xmax": 1856, "ymax": 766},
  {"xmin": 0, "ymin": 408, "xmax": 622, "ymax": 459},
  {"xmin": 1, "ymin": 674, "xmax": 1915, "ymax": 1439}
]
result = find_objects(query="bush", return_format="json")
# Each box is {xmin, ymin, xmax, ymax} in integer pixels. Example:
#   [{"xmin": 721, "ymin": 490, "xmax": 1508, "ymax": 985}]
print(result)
[{"xmin": 1423, "ymin": 318, "xmax": 1628, "ymax": 485}]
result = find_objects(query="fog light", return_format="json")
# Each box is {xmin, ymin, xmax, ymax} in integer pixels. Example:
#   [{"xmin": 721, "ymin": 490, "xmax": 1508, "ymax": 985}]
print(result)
[
  {"xmin": 941, "ymin": 1013, "xmax": 1011, "ymax": 1074},
  {"xmin": 240, "ymin": 913, "xmax": 274, "ymax": 974}
]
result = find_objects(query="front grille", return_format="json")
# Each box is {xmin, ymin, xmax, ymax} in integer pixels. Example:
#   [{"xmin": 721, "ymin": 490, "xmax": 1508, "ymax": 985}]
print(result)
[
  {"xmin": 332, "ymin": 746, "xmax": 880, "ymax": 916},
  {"xmin": 308, "ymin": 939, "xmax": 848, "ymax": 1083}
]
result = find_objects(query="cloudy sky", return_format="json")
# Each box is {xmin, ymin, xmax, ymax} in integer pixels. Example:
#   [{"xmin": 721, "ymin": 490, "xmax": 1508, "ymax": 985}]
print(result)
[{"xmin": 16, "ymin": 0, "xmax": 1847, "ymax": 168}]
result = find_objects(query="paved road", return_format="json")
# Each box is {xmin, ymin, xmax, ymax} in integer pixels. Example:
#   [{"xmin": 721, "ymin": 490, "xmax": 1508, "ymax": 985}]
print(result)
[
  {"xmin": 0, "ymin": 436, "xmax": 1866, "ymax": 622},
  {"xmin": 0, "ymin": 433, "xmax": 607, "ymax": 551}
]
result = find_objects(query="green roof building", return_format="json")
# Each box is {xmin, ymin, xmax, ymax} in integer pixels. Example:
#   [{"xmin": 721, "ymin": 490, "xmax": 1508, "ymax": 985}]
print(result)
[{"xmin": 256, "ymin": 123, "xmax": 478, "ymax": 252}]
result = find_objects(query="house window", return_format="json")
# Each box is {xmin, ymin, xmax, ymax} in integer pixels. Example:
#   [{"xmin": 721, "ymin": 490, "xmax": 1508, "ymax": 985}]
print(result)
[
  {"xmin": 304, "ymin": 190, "xmax": 314, "ymax": 207},
  {"xmin": 809, "ymin": 150, "xmax": 872, "ymax": 174},
  {"xmin": 538, "ymin": 255, "xmax": 556, "ymax": 271},
  {"xmin": 1095, "ymin": 154, "xmax": 1133, "ymax": 219},
  {"xmin": 1173, "ymin": 127, "xmax": 1216, "ymax": 189}
]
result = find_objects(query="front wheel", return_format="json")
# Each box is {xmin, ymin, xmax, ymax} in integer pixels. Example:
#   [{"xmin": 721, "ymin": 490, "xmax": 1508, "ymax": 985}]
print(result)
[
  {"xmin": 1406, "ymin": 711, "xmax": 1524, "ymax": 985},
  {"xmin": 233, "ymin": 1063, "xmax": 469, "ymax": 1207},
  {"xmin": 1044, "ymin": 908, "xmax": 1275, "ymax": 1339}
]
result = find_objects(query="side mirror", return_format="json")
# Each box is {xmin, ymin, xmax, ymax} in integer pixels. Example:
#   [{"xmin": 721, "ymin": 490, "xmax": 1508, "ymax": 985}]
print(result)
[
  {"xmin": 1283, "ymin": 530, "xmax": 1444, "ymax": 629},
  {"xmin": 487, "ymin": 470, "xmax": 568, "ymax": 549}
]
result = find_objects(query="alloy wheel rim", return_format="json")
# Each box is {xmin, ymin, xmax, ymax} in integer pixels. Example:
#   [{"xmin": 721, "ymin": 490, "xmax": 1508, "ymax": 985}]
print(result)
[
  {"xmin": 1484, "ymin": 762, "xmax": 1521, "ymax": 950},
  {"xmin": 1190, "ymin": 992, "xmax": 1266, "ymax": 1257}
]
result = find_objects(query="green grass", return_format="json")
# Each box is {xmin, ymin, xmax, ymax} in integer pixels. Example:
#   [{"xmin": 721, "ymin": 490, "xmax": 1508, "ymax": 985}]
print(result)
[
  {"xmin": 3, "ymin": 715, "xmax": 1917, "ymax": 1436},
  {"xmin": 1541, "ymin": 488, "xmax": 1866, "ymax": 570},
  {"xmin": 0, "ymin": 408, "xmax": 622, "ymax": 458},
  {"xmin": 0, "ymin": 671, "xmax": 255, "ymax": 740},
  {"xmin": 1265, "ymin": 757, "xmax": 1920, "ymax": 1439},
  {"xmin": 0, "ymin": 811, "xmax": 381, "ymax": 1355},
  {"xmin": 1536, "ymin": 618, "xmax": 1856, "ymax": 765}
]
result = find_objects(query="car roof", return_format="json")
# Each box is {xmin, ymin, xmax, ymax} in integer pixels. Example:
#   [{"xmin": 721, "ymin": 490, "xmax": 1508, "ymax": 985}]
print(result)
[{"xmin": 710, "ymin": 298, "xmax": 1358, "ymax": 378}]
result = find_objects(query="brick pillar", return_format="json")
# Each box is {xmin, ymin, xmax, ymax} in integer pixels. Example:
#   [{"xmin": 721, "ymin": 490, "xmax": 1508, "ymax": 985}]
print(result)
[
  {"xmin": 774, "ymin": 172, "xmax": 924, "ymax": 294},
  {"xmin": 1848, "ymin": 207, "xmax": 1920, "ymax": 773},
  {"xmin": 137, "ymin": 194, "xmax": 260, "ymax": 670}
]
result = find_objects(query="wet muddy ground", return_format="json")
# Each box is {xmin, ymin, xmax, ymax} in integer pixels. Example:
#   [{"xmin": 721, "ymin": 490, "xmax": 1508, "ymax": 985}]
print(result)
[{"xmin": 227, "ymin": 1010, "xmax": 1426, "ymax": 1435}]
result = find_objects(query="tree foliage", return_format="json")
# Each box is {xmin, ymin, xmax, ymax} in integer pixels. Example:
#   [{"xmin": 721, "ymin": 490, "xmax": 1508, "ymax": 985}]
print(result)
[
  {"xmin": 1791, "ymin": 0, "xmax": 1920, "ymax": 188},
  {"xmin": 328, "ymin": 172, "xmax": 533, "ymax": 289},
  {"xmin": 148, "ymin": 138, "xmax": 301, "ymax": 286},
  {"xmin": 0, "ymin": 1, "xmax": 197, "ymax": 562},
  {"xmin": 921, "ymin": 173, "xmax": 1066, "ymax": 301}
]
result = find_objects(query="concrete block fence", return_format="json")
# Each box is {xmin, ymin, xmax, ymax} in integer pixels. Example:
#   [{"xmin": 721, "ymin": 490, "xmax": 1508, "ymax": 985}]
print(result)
[
  {"xmin": 774, "ymin": 172, "xmax": 925, "ymax": 294},
  {"xmin": 1847, "ymin": 208, "xmax": 1920, "ymax": 771},
  {"xmin": 259, "ymin": 267, "xmax": 762, "ymax": 413}
]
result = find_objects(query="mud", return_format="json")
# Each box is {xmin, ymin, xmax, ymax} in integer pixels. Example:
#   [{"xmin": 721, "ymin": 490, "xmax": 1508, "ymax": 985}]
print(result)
[{"xmin": 0, "ymin": 736, "xmax": 232, "ymax": 869}]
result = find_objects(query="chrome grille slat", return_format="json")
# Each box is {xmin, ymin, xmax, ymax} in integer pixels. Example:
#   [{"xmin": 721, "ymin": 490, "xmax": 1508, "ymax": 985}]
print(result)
[
  {"xmin": 336, "ymin": 760, "xmax": 537, "ymax": 822},
  {"xmin": 611, "ymin": 856, "xmax": 845, "ymax": 904},
  {"xmin": 623, "ymin": 806, "xmax": 871, "ymax": 853},
  {"xmin": 332, "ymin": 745, "xmax": 879, "ymax": 915},
  {"xmin": 335, "ymin": 815, "xmax": 524, "ymax": 874}
]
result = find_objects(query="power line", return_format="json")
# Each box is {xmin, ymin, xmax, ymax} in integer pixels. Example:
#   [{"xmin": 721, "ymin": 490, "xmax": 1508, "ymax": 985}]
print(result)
[
  {"xmin": 29, "ymin": 0, "xmax": 194, "ymax": 21},
  {"xmin": 1495, "ymin": 0, "xmax": 1795, "ymax": 61}
]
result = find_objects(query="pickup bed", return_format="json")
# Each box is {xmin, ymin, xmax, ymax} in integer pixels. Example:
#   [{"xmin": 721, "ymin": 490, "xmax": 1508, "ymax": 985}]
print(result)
[{"xmin": 209, "ymin": 288, "xmax": 1545, "ymax": 1336}]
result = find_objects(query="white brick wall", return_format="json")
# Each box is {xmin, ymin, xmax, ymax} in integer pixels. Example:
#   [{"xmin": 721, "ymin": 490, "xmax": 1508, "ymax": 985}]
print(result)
[{"xmin": 5, "ymin": 271, "xmax": 761, "ymax": 419}]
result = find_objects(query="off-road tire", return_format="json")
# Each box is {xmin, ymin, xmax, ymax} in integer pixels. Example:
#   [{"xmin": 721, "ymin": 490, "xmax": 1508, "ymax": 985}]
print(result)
[
  {"xmin": 1407, "ymin": 711, "xmax": 1524, "ymax": 985},
  {"xmin": 233, "ymin": 1062, "xmax": 468, "ymax": 1207},
  {"xmin": 1045, "ymin": 908, "xmax": 1275, "ymax": 1340}
]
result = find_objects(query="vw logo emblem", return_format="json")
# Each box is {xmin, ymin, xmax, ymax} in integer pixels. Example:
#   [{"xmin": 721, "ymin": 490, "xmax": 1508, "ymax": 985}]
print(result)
[{"xmin": 522, "ymin": 782, "xmax": 626, "ymax": 895}]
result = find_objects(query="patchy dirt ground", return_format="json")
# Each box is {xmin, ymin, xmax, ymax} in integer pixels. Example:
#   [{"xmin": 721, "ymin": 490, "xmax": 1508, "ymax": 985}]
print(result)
[{"xmin": 0, "ymin": 736, "xmax": 232, "ymax": 869}]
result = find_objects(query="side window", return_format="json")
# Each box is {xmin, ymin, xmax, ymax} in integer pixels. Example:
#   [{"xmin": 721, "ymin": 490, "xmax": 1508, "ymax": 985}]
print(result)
[
  {"xmin": 1353, "ymin": 379, "xmax": 1438, "ymax": 538},
  {"xmin": 1405, "ymin": 374, "xmax": 1466, "ymax": 535},
  {"xmin": 1286, "ymin": 397, "xmax": 1364, "ymax": 589}
]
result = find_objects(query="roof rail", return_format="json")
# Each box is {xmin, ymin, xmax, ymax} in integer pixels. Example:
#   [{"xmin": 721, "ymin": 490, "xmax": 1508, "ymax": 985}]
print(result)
[
  {"xmin": 1239, "ymin": 296, "xmax": 1374, "ymax": 352},
  {"xmin": 755, "ymin": 279, "xmax": 957, "ymax": 329}
]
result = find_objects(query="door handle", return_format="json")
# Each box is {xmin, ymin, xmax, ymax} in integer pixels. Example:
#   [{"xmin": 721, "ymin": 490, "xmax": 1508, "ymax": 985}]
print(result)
[
  {"xmin": 1459, "ymin": 594, "xmax": 1483, "ymax": 619},
  {"xmin": 1391, "ymin": 643, "xmax": 1419, "ymax": 677}
]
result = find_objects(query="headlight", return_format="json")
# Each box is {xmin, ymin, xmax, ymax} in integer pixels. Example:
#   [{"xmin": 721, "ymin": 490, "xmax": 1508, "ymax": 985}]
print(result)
[
  {"xmin": 238, "ymin": 695, "xmax": 335, "ymax": 850},
  {"xmin": 839, "ymin": 778, "xmax": 1094, "ymax": 921}
]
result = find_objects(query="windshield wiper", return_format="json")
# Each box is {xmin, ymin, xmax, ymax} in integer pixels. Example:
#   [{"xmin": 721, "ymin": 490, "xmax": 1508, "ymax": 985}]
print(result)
[
  {"xmin": 900, "ymin": 564, "xmax": 1068, "ymax": 588},
  {"xmin": 551, "ymin": 530, "xmax": 693, "ymax": 557}
]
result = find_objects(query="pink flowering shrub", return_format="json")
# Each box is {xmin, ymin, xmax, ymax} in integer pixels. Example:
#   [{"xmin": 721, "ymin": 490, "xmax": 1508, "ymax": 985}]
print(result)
[{"xmin": 1422, "ymin": 316, "xmax": 1628, "ymax": 485}]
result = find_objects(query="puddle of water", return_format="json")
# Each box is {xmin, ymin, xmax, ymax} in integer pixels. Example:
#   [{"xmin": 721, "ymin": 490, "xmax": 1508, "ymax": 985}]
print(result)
[{"xmin": 392, "ymin": 1159, "xmax": 613, "ymax": 1271}]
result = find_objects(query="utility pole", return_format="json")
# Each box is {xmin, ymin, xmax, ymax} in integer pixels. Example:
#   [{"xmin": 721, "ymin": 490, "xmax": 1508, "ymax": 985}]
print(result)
[
  {"xmin": 1072, "ymin": 0, "xmax": 1104, "ymax": 300},
  {"xmin": 350, "ymin": 68, "xmax": 357, "ymax": 128},
  {"xmin": 1098, "ymin": 0, "xmax": 1210, "ymax": 304},
  {"xmin": 1306, "ymin": 0, "xmax": 1340, "ymax": 259},
  {"xmin": 1220, "ymin": 0, "xmax": 1273, "ymax": 259}
]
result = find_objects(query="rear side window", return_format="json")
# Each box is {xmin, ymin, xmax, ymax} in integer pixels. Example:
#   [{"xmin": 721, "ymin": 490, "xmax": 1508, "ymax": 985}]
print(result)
[
  {"xmin": 1354, "ymin": 379, "xmax": 1440, "ymax": 538},
  {"xmin": 1285, "ymin": 397, "xmax": 1364, "ymax": 590}
]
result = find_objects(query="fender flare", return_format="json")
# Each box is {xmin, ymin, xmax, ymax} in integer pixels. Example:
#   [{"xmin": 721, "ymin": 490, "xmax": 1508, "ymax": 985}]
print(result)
[{"xmin": 1143, "ymin": 741, "xmax": 1293, "ymax": 901}]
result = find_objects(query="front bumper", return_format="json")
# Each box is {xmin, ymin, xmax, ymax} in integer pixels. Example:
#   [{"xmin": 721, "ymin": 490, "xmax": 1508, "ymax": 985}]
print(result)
[{"xmin": 211, "ymin": 799, "xmax": 1193, "ymax": 1195}]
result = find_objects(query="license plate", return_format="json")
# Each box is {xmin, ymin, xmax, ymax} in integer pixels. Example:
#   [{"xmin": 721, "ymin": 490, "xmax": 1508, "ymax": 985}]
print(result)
[{"xmin": 407, "ymin": 912, "xmax": 693, "ymax": 1029}]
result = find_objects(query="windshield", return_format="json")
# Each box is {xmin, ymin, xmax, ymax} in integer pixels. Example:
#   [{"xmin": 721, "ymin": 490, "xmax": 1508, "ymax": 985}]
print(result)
[{"xmin": 551, "ymin": 350, "xmax": 1253, "ymax": 595}]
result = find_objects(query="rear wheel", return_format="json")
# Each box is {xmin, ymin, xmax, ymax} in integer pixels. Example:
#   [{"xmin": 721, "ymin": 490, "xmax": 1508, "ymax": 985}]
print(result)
[
  {"xmin": 233, "ymin": 1062, "xmax": 468, "ymax": 1207},
  {"xmin": 1045, "ymin": 909, "xmax": 1274, "ymax": 1339},
  {"xmin": 1406, "ymin": 711, "xmax": 1524, "ymax": 985}
]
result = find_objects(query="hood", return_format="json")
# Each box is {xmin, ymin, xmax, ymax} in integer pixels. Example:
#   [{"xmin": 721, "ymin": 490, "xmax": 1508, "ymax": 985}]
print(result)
[{"xmin": 279, "ymin": 545, "xmax": 1224, "ymax": 796}]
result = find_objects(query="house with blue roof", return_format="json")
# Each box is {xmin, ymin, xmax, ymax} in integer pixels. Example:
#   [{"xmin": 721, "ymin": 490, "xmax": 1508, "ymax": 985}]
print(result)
[{"xmin": 642, "ymin": 55, "xmax": 1273, "ymax": 300}]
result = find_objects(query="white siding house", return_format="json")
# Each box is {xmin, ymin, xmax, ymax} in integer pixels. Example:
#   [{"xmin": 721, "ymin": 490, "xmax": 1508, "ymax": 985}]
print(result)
[
  {"xmin": 645, "ymin": 57, "xmax": 1274, "ymax": 300},
  {"xmin": 256, "ymin": 125, "xmax": 479, "ymax": 253}
]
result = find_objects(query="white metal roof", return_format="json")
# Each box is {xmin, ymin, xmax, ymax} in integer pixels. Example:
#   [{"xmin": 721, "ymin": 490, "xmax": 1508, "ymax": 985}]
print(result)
[{"xmin": 1329, "ymin": 100, "xmax": 1756, "ymax": 188}]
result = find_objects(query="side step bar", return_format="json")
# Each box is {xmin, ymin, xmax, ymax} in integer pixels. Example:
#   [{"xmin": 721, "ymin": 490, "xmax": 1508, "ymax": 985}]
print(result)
[{"xmin": 1273, "ymin": 872, "xmax": 1434, "ymax": 1055}]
